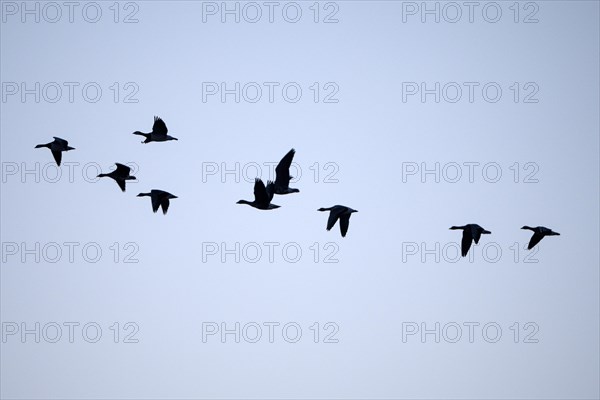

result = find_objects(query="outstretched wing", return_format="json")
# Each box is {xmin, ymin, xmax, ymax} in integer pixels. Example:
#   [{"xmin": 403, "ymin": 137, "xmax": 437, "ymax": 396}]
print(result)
[
  {"xmin": 152, "ymin": 116, "xmax": 168, "ymax": 135},
  {"xmin": 473, "ymin": 229, "xmax": 482, "ymax": 244},
  {"xmin": 114, "ymin": 163, "xmax": 131, "ymax": 176},
  {"xmin": 151, "ymin": 195, "xmax": 161, "ymax": 213},
  {"xmin": 116, "ymin": 179, "xmax": 126, "ymax": 192},
  {"xmin": 51, "ymin": 150, "xmax": 62, "ymax": 166},
  {"xmin": 53, "ymin": 137, "xmax": 69, "ymax": 146},
  {"xmin": 339, "ymin": 214, "xmax": 351, "ymax": 237},
  {"xmin": 265, "ymin": 180, "xmax": 275, "ymax": 202},
  {"xmin": 160, "ymin": 198, "xmax": 170, "ymax": 215},
  {"xmin": 326, "ymin": 210, "xmax": 340, "ymax": 231},
  {"xmin": 528, "ymin": 233, "xmax": 544, "ymax": 250},
  {"xmin": 275, "ymin": 148, "xmax": 295, "ymax": 187},
  {"xmin": 253, "ymin": 178, "xmax": 269, "ymax": 205},
  {"xmin": 461, "ymin": 230, "xmax": 472, "ymax": 257}
]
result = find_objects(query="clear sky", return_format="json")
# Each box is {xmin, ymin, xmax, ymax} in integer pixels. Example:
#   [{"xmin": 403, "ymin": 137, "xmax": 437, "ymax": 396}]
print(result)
[{"xmin": 1, "ymin": 1, "xmax": 599, "ymax": 399}]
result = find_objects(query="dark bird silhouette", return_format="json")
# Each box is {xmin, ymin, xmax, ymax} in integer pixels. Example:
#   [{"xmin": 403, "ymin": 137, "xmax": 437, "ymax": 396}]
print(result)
[
  {"xmin": 133, "ymin": 116, "xmax": 178, "ymax": 143},
  {"xmin": 137, "ymin": 190, "xmax": 178, "ymax": 214},
  {"xmin": 34, "ymin": 137, "xmax": 75, "ymax": 166},
  {"xmin": 449, "ymin": 224, "xmax": 491, "ymax": 257},
  {"xmin": 521, "ymin": 226, "xmax": 560, "ymax": 250},
  {"xmin": 274, "ymin": 148, "xmax": 299, "ymax": 195},
  {"xmin": 318, "ymin": 205, "xmax": 358, "ymax": 237},
  {"xmin": 97, "ymin": 163, "xmax": 136, "ymax": 192},
  {"xmin": 237, "ymin": 178, "xmax": 280, "ymax": 210}
]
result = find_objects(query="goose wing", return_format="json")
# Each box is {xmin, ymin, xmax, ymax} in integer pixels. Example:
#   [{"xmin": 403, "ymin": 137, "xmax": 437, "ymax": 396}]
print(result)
[
  {"xmin": 160, "ymin": 198, "xmax": 170, "ymax": 214},
  {"xmin": 151, "ymin": 194, "xmax": 161, "ymax": 213},
  {"xmin": 326, "ymin": 209, "xmax": 341, "ymax": 231},
  {"xmin": 528, "ymin": 232, "xmax": 544, "ymax": 250},
  {"xmin": 473, "ymin": 231, "xmax": 482, "ymax": 244},
  {"xmin": 461, "ymin": 230, "xmax": 472, "ymax": 257},
  {"xmin": 339, "ymin": 213, "xmax": 351, "ymax": 237},
  {"xmin": 253, "ymin": 178, "xmax": 269, "ymax": 205},
  {"xmin": 275, "ymin": 148, "xmax": 295, "ymax": 187},
  {"xmin": 53, "ymin": 137, "xmax": 69, "ymax": 147},
  {"xmin": 114, "ymin": 163, "xmax": 131, "ymax": 177},
  {"xmin": 116, "ymin": 179, "xmax": 126, "ymax": 192},
  {"xmin": 152, "ymin": 116, "xmax": 168, "ymax": 135},
  {"xmin": 266, "ymin": 180, "xmax": 275, "ymax": 202},
  {"xmin": 51, "ymin": 150, "xmax": 62, "ymax": 166}
]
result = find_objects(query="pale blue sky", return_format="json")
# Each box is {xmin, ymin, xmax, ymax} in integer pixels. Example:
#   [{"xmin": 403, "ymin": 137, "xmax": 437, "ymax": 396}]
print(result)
[{"xmin": 1, "ymin": 1, "xmax": 599, "ymax": 399}]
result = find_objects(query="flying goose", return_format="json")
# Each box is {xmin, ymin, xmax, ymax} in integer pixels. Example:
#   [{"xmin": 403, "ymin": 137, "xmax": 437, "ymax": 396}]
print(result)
[
  {"xmin": 137, "ymin": 190, "xmax": 178, "ymax": 214},
  {"xmin": 97, "ymin": 163, "xmax": 136, "ymax": 192},
  {"xmin": 521, "ymin": 226, "xmax": 560, "ymax": 250},
  {"xmin": 35, "ymin": 137, "xmax": 75, "ymax": 166},
  {"xmin": 237, "ymin": 178, "xmax": 280, "ymax": 210},
  {"xmin": 449, "ymin": 224, "xmax": 491, "ymax": 257},
  {"xmin": 318, "ymin": 205, "xmax": 358, "ymax": 237},
  {"xmin": 133, "ymin": 116, "xmax": 178, "ymax": 143}
]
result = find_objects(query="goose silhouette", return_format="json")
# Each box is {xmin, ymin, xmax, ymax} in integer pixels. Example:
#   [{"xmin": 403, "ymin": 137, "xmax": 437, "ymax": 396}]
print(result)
[
  {"xmin": 133, "ymin": 116, "xmax": 178, "ymax": 143},
  {"xmin": 318, "ymin": 205, "xmax": 358, "ymax": 237},
  {"xmin": 35, "ymin": 137, "xmax": 75, "ymax": 166},
  {"xmin": 137, "ymin": 190, "xmax": 178, "ymax": 214},
  {"xmin": 521, "ymin": 226, "xmax": 560, "ymax": 250},
  {"xmin": 97, "ymin": 163, "xmax": 136, "ymax": 192},
  {"xmin": 449, "ymin": 224, "xmax": 491, "ymax": 257},
  {"xmin": 237, "ymin": 178, "xmax": 280, "ymax": 210}
]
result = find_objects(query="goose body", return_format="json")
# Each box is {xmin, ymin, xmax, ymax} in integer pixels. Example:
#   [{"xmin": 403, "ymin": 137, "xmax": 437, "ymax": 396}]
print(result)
[
  {"xmin": 237, "ymin": 178, "xmax": 280, "ymax": 210},
  {"xmin": 318, "ymin": 205, "xmax": 358, "ymax": 237},
  {"xmin": 133, "ymin": 116, "xmax": 178, "ymax": 143},
  {"xmin": 521, "ymin": 226, "xmax": 560, "ymax": 250},
  {"xmin": 274, "ymin": 148, "xmax": 299, "ymax": 195},
  {"xmin": 35, "ymin": 137, "xmax": 75, "ymax": 166},
  {"xmin": 137, "ymin": 190, "xmax": 178, "ymax": 214},
  {"xmin": 449, "ymin": 224, "xmax": 491, "ymax": 257},
  {"xmin": 97, "ymin": 163, "xmax": 136, "ymax": 192}
]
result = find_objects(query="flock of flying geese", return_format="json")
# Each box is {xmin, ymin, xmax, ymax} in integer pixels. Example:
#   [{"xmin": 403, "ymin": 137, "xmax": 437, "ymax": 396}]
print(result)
[{"xmin": 34, "ymin": 116, "xmax": 560, "ymax": 255}]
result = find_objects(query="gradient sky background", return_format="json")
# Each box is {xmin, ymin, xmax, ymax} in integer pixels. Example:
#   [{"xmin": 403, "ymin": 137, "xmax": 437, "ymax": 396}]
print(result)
[{"xmin": 1, "ymin": 1, "xmax": 599, "ymax": 399}]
